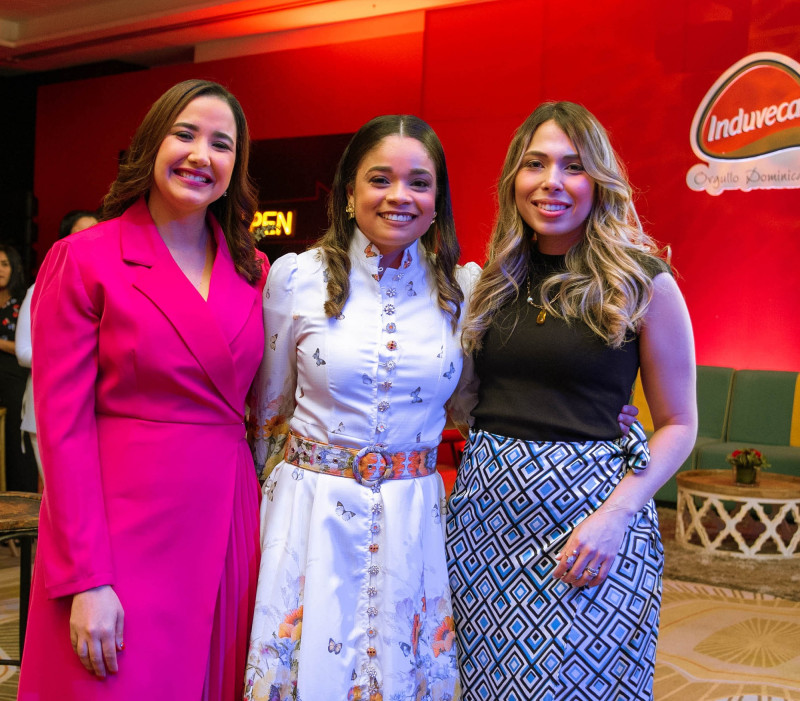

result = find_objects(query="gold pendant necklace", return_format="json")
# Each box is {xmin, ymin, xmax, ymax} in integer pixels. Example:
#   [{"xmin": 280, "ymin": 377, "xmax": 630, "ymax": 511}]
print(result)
[{"xmin": 525, "ymin": 277, "xmax": 547, "ymax": 325}]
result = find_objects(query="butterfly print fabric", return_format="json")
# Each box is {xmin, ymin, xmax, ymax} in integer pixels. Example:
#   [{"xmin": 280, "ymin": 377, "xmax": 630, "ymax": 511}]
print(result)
[{"xmin": 245, "ymin": 228, "xmax": 481, "ymax": 700}]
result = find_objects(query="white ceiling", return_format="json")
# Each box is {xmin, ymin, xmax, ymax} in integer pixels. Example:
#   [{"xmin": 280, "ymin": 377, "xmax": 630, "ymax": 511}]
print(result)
[{"xmin": 0, "ymin": 0, "xmax": 493, "ymax": 76}]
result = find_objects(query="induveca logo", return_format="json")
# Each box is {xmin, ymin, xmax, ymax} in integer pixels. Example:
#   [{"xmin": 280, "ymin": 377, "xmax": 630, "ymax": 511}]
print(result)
[{"xmin": 687, "ymin": 52, "xmax": 800, "ymax": 195}]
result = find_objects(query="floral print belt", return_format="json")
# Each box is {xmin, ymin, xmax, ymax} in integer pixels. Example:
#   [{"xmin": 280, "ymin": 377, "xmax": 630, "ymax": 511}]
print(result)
[{"xmin": 284, "ymin": 431, "xmax": 438, "ymax": 488}]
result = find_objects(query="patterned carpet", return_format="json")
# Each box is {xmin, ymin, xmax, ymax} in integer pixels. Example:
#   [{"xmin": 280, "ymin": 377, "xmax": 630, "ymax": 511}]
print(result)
[{"xmin": 655, "ymin": 579, "xmax": 800, "ymax": 701}]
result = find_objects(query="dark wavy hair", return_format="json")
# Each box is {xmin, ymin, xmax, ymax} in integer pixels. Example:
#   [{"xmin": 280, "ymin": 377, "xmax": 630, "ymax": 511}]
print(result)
[
  {"xmin": 315, "ymin": 114, "xmax": 463, "ymax": 330},
  {"xmin": 59, "ymin": 210, "xmax": 99, "ymax": 239},
  {"xmin": 0, "ymin": 243, "xmax": 26, "ymax": 299},
  {"xmin": 102, "ymin": 79, "xmax": 260, "ymax": 284}
]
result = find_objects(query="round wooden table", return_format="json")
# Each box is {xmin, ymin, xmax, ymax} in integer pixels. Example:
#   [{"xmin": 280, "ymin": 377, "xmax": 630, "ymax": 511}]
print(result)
[
  {"xmin": 0, "ymin": 491, "xmax": 41, "ymax": 666},
  {"xmin": 676, "ymin": 469, "xmax": 800, "ymax": 558}
]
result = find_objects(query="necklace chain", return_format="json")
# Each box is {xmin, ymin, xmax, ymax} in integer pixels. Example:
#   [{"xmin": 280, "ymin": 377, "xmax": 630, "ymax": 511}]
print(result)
[{"xmin": 525, "ymin": 277, "xmax": 548, "ymax": 325}]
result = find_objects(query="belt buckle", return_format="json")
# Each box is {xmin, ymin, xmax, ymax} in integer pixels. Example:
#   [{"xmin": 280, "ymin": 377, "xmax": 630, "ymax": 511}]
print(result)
[{"xmin": 353, "ymin": 446, "xmax": 392, "ymax": 488}]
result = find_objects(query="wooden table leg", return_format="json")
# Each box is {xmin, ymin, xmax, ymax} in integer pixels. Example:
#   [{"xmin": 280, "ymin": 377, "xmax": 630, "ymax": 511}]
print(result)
[
  {"xmin": 0, "ymin": 408, "xmax": 6, "ymax": 493},
  {"xmin": 19, "ymin": 535, "xmax": 32, "ymax": 660}
]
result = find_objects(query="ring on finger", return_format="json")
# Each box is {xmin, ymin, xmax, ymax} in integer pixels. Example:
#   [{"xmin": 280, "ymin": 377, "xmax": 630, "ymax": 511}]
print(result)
[{"xmin": 584, "ymin": 567, "xmax": 599, "ymax": 578}]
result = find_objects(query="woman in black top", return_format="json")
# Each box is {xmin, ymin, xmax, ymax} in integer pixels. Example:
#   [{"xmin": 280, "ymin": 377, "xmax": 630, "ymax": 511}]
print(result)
[
  {"xmin": 0, "ymin": 242, "xmax": 38, "ymax": 492},
  {"xmin": 446, "ymin": 102, "xmax": 696, "ymax": 701}
]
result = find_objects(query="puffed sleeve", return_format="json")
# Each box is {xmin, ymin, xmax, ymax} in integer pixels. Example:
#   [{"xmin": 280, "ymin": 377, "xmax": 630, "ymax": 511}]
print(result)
[
  {"xmin": 15, "ymin": 284, "xmax": 34, "ymax": 368},
  {"xmin": 250, "ymin": 253, "xmax": 299, "ymax": 481},
  {"xmin": 31, "ymin": 240, "xmax": 114, "ymax": 598},
  {"xmin": 446, "ymin": 262, "xmax": 482, "ymax": 434}
]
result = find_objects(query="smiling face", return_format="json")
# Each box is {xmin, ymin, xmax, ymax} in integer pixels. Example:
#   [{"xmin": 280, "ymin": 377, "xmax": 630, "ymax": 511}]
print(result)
[
  {"xmin": 149, "ymin": 95, "xmax": 237, "ymax": 220},
  {"xmin": 514, "ymin": 120, "xmax": 595, "ymax": 254},
  {"xmin": 0, "ymin": 252, "xmax": 10, "ymax": 290},
  {"xmin": 347, "ymin": 135, "xmax": 437, "ymax": 267}
]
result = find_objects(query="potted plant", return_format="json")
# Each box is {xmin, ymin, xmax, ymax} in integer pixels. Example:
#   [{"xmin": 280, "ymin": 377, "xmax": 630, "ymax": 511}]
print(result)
[{"xmin": 727, "ymin": 448, "xmax": 771, "ymax": 486}]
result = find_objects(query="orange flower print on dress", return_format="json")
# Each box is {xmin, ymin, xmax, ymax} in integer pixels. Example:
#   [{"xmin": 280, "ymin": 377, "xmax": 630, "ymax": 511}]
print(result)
[
  {"xmin": 348, "ymin": 686, "xmax": 383, "ymax": 701},
  {"xmin": 262, "ymin": 414, "xmax": 288, "ymax": 439},
  {"xmin": 278, "ymin": 606, "xmax": 303, "ymax": 641},
  {"xmin": 432, "ymin": 616, "xmax": 456, "ymax": 658},
  {"xmin": 411, "ymin": 613, "xmax": 422, "ymax": 657}
]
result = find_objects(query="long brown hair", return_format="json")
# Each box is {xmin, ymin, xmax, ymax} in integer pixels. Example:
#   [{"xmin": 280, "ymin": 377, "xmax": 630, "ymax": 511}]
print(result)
[
  {"xmin": 462, "ymin": 101, "xmax": 663, "ymax": 352},
  {"xmin": 0, "ymin": 243, "xmax": 26, "ymax": 299},
  {"xmin": 315, "ymin": 115, "xmax": 463, "ymax": 330},
  {"xmin": 102, "ymin": 79, "xmax": 260, "ymax": 284}
]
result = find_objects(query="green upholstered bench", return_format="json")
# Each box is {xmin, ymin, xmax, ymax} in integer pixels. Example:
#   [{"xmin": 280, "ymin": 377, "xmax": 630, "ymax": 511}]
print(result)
[
  {"xmin": 632, "ymin": 365, "xmax": 735, "ymax": 505},
  {"xmin": 695, "ymin": 370, "xmax": 800, "ymax": 478}
]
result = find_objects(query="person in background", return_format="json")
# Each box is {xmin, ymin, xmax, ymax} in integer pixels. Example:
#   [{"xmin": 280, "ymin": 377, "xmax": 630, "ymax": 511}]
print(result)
[
  {"xmin": 60, "ymin": 210, "xmax": 101, "ymax": 239},
  {"xmin": 446, "ymin": 101, "xmax": 696, "ymax": 701},
  {"xmin": 18, "ymin": 79, "xmax": 266, "ymax": 701},
  {"xmin": 244, "ymin": 115, "xmax": 478, "ymax": 701},
  {"xmin": 16, "ymin": 210, "xmax": 99, "ymax": 480},
  {"xmin": 0, "ymin": 242, "xmax": 38, "ymax": 492}
]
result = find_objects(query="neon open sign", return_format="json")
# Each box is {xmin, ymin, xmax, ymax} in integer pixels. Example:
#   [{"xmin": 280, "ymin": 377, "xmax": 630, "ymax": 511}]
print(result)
[{"xmin": 250, "ymin": 210, "xmax": 295, "ymax": 238}]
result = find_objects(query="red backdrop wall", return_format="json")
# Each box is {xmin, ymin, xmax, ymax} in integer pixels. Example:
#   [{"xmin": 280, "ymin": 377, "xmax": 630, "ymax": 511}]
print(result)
[{"xmin": 34, "ymin": 0, "xmax": 800, "ymax": 371}]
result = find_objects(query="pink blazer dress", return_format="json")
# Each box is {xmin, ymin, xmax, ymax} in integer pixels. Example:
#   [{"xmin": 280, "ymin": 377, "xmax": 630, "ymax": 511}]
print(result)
[{"xmin": 18, "ymin": 198, "xmax": 266, "ymax": 700}]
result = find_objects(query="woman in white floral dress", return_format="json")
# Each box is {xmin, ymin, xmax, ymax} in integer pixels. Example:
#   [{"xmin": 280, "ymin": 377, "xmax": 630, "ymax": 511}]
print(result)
[{"xmin": 245, "ymin": 115, "xmax": 479, "ymax": 701}]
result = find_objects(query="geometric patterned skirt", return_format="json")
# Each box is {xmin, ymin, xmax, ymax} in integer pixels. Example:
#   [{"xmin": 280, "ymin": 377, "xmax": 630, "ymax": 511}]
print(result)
[{"xmin": 445, "ymin": 424, "xmax": 662, "ymax": 701}]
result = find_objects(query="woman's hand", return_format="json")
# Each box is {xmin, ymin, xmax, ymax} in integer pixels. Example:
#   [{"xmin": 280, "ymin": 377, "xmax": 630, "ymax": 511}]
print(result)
[
  {"xmin": 617, "ymin": 404, "xmax": 638, "ymax": 435},
  {"xmin": 552, "ymin": 507, "xmax": 631, "ymax": 588},
  {"xmin": 70, "ymin": 585, "xmax": 125, "ymax": 678}
]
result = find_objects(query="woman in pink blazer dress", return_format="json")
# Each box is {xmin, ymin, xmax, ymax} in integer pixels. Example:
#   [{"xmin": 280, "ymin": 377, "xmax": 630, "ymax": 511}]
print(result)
[{"xmin": 18, "ymin": 80, "xmax": 267, "ymax": 701}]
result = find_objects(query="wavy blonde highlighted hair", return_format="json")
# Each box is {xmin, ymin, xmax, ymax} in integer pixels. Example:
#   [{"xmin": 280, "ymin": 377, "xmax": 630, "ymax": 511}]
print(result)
[{"xmin": 462, "ymin": 101, "xmax": 665, "ymax": 353}]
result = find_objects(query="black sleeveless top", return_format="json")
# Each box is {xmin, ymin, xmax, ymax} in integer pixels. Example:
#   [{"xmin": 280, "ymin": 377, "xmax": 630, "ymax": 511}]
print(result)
[{"xmin": 472, "ymin": 248, "xmax": 671, "ymax": 442}]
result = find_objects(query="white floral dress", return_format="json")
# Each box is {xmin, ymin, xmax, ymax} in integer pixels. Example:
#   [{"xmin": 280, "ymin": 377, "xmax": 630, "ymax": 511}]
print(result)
[{"xmin": 245, "ymin": 229, "xmax": 479, "ymax": 701}]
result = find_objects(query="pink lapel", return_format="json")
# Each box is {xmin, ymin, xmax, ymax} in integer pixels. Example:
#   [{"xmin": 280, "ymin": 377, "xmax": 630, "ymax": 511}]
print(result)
[
  {"xmin": 206, "ymin": 219, "xmax": 261, "ymax": 350},
  {"xmin": 119, "ymin": 199, "xmax": 249, "ymax": 414}
]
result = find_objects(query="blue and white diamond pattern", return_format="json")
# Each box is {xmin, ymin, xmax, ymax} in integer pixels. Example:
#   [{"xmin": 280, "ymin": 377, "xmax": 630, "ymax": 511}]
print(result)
[{"xmin": 446, "ymin": 427, "xmax": 662, "ymax": 701}]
